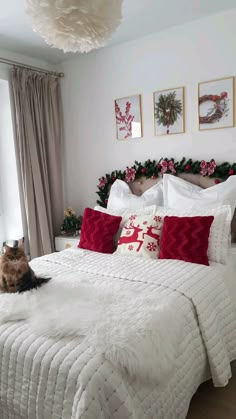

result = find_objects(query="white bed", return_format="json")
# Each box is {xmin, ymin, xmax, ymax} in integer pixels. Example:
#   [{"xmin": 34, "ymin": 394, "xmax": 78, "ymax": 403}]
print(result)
[{"xmin": 0, "ymin": 248, "xmax": 236, "ymax": 419}]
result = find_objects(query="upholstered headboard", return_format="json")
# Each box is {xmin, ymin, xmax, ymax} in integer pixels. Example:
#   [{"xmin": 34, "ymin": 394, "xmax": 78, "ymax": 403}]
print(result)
[{"xmin": 129, "ymin": 173, "xmax": 236, "ymax": 243}]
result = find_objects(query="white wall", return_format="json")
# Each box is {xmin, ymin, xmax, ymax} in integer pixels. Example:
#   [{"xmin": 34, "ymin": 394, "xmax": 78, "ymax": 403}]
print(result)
[{"xmin": 61, "ymin": 8, "xmax": 236, "ymax": 214}]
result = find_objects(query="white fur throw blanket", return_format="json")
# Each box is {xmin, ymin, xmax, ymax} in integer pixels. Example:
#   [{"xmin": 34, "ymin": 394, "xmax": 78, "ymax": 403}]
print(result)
[{"xmin": 0, "ymin": 280, "xmax": 182, "ymax": 384}]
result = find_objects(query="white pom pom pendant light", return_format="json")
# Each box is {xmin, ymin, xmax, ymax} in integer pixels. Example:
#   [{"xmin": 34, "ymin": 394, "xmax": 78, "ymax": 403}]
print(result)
[{"xmin": 26, "ymin": 0, "xmax": 123, "ymax": 53}]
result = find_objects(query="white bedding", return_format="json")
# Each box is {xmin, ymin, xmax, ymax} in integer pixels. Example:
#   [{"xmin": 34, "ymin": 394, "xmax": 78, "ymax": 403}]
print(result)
[{"xmin": 0, "ymin": 249, "xmax": 236, "ymax": 419}]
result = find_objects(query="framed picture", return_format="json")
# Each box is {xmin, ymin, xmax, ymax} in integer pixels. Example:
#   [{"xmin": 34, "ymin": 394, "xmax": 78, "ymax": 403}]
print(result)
[
  {"xmin": 198, "ymin": 77, "xmax": 234, "ymax": 130},
  {"xmin": 115, "ymin": 95, "xmax": 142, "ymax": 140},
  {"xmin": 153, "ymin": 87, "xmax": 185, "ymax": 135}
]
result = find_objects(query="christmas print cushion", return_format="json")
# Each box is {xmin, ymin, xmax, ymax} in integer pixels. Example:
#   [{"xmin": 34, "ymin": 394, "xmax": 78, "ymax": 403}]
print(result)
[
  {"xmin": 163, "ymin": 174, "xmax": 236, "ymax": 217},
  {"xmin": 159, "ymin": 215, "xmax": 214, "ymax": 266},
  {"xmin": 115, "ymin": 214, "xmax": 163, "ymax": 259},
  {"xmin": 78, "ymin": 208, "xmax": 122, "ymax": 254},
  {"xmin": 107, "ymin": 179, "xmax": 163, "ymax": 210},
  {"xmin": 94, "ymin": 205, "xmax": 157, "ymax": 246}
]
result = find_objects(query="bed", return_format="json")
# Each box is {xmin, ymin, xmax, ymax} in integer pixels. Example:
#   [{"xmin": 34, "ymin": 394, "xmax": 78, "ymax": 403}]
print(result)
[{"xmin": 0, "ymin": 173, "xmax": 236, "ymax": 419}]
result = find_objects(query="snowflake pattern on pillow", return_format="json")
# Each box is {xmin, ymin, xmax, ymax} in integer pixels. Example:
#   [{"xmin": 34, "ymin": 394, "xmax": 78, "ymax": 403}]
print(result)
[{"xmin": 116, "ymin": 214, "xmax": 163, "ymax": 259}]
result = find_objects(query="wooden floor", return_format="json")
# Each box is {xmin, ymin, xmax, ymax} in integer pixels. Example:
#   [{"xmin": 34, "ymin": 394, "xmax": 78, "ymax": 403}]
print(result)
[{"xmin": 186, "ymin": 361, "xmax": 236, "ymax": 419}]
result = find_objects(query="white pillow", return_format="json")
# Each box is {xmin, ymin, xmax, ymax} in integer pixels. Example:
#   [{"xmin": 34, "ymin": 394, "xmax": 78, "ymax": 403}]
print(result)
[
  {"xmin": 155, "ymin": 205, "xmax": 231, "ymax": 264},
  {"xmin": 163, "ymin": 174, "xmax": 236, "ymax": 217},
  {"xmin": 107, "ymin": 179, "xmax": 163, "ymax": 210},
  {"xmin": 94, "ymin": 205, "xmax": 157, "ymax": 246}
]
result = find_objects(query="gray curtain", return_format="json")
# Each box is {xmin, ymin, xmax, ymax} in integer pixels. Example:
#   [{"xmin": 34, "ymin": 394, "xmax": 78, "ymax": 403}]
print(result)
[{"xmin": 11, "ymin": 68, "xmax": 64, "ymax": 258}]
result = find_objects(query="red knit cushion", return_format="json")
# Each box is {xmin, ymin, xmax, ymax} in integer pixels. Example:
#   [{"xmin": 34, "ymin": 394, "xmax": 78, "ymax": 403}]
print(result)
[
  {"xmin": 159, "ymin": 215, "xmax": 214, "ymax": 265},
  {"xmin": 78, "ymin": 208, "xmax": 122, "ymax": 253}
]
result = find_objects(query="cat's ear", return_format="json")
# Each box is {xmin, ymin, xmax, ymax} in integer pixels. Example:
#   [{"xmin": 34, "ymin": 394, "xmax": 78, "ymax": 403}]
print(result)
[
  {"xmin": 4, "ymin": 245, "xmax": 12, "ymax": 253},
  {"xmin": 17, "ymin": 238, "xmax": 24, "ymax": 250}
]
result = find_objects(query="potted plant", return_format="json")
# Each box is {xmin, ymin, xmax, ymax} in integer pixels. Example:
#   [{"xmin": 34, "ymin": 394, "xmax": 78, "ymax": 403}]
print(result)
[{"xmin": 60, "ymin": 207, "xmax": 82, "ymax": 236}]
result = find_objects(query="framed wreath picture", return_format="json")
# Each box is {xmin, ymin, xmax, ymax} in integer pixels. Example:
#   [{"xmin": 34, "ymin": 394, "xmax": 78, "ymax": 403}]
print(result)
[
  {"xmin": 114, "ymin": 95, "xmax": 142, "ymax": 140},
  {"xmin": 153, "ymin": 87, "xmax": 185, "ymax": 135},
  {"xmin": 198, "ymin": 77, "xmax": 234, "ymax": 130}
]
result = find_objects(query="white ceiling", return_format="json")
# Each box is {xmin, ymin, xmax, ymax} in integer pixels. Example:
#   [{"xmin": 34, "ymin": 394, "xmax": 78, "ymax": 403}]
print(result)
[{"xmin": 0, "ymin": 0, "xmax": 235, "ymax": 64}]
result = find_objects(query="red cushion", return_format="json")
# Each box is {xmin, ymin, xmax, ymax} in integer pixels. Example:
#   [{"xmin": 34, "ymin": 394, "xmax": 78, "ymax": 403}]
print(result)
[
  {"xmin": 78, "ymin": 208, "xmax": 122, "ymax": 253},
  {"xmin": 159, "ymin": 215, "xmax": 214, "ymax": 265}
]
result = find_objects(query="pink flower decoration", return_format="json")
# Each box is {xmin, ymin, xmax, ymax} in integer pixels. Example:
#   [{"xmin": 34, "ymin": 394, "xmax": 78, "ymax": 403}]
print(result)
[
  {"xmin": 98, "ymin": 177, "xmax": 107, "ymax": 189},
  {"xmin": 128, "ymin": 245, "xmax": 134, "ymax": 251},
  {"xmin": 159, "ymin": 159, "xmax": 176, "ymax": 174},
  {"xmin": 208, "ymin": 160, "xmax": 216, "ymax": 176},
  {"xmin": 200, "ymin": 160, "xmax": 208, "ymax": 176},
  {"xmin": 129, "ymin": 215, "xmax": 137, "ymax": 220},
  {"xmin": 200, "ymin": 160, "xmax": 216, "ymax": 176},
  {"xmin": 168, "ymin": 159, "xmax": 176, "ymax": 174},
  {"xmin": 160, "ymin": 160, "xmax": 168, "ymax": 174},
  {"xmin": 125, "ymin": 167, "xmax": 136, "ymax": 183}
]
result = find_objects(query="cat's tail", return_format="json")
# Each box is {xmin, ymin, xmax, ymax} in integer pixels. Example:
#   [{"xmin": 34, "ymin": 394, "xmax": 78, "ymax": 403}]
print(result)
[
  {"xmin": 18, "ymin": 275, "xmax": 51, "ymax": 293},
  {"xmin": 34, "ymin": 276, "xmax": 52, "ymax": 288}
]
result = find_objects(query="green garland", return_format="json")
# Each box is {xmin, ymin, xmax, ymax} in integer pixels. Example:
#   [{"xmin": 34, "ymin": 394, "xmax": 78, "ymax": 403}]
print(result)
[{"xmin": 96, "ymin": 157, "xmax": 236, "ymax": 208}]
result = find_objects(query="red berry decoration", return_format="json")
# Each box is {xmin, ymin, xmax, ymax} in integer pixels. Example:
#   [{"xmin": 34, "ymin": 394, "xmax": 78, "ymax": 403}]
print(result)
[
  {"xmin": 214, "ymin": 179, "xmax": 220, "ymax": 184},
  {"xmin": 185, "ymin": 164, "xmax": 191, "ymax": 171},
  {"xmin": 229, "ymin": 169, "xmax": 235, "ymax": 176},
  {"xmin": 112, "ymin": 177, "xmax": 116, "ymax": 181},
  {"xmin": 151, "ymin": 175, "xmax": 156, "ymax": 179},
  {"xmin": 141, "ymin": 167, "xmax": 147, "ymax": 174}
]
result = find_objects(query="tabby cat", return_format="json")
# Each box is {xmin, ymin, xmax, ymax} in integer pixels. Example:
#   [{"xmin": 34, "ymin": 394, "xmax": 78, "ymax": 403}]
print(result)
[{"xmin": 0, "ymin": 245, "xmax": 51, "ymax": 293}]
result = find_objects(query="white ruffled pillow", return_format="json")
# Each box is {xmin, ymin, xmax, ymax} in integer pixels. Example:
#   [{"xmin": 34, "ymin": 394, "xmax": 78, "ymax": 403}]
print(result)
[
  {"xmin": 155, "ymin": 205, "xmax": 231, "ymax": 264},
  {"xmin": 107, "ymin": 179, "xmax": 163, "ymax": 210},
  {"xmin": 163, "ymin": 174, "xmax": 236, "ymax": 218}
]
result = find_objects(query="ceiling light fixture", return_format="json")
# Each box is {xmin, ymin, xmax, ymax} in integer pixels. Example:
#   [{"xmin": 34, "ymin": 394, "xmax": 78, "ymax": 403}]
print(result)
[{"xmin": 25, "ymin": 0, "xmax": 123, "ymax": 53}]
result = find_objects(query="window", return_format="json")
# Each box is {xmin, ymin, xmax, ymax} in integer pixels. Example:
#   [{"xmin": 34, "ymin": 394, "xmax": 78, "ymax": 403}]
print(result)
[{"xmin": 0, "ymin": 79, "xmax": 23, "ymax": 246}]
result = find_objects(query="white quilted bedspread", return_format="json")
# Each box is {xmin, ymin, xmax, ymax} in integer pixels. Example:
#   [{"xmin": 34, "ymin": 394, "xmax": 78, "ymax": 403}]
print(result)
[{"xmin": 0, "ymin": 249, "xmax": 236, "ymax": 419}]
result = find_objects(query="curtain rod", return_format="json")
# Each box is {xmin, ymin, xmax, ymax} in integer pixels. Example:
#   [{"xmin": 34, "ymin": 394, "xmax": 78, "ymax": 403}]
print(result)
[{"xmin": 0, "ymin": 57, "xmax": 64, "ymax": 78}]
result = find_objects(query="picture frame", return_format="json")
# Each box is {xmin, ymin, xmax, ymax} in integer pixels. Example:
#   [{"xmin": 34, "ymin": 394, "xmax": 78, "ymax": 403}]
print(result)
[
  {"xmin": 114, "ymin": 94, "xmax": 142, "ymax": 140},
  {"xmin": 198, "ymin": 77, "xmax": 234, "ymax": 131},
  {"xmin": 153, "ymin": 86, "xmax": 185, "ymax": 136}
]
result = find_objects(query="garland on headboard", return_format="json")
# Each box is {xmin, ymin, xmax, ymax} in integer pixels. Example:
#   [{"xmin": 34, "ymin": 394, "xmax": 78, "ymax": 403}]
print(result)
[{"xmin": 96, "ymin": 157, "xmax": 236, "ymax": 207}]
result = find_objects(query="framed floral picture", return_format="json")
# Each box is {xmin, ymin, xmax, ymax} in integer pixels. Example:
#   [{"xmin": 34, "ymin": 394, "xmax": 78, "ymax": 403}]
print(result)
[
  {"xmin": 198, "ymin": 77, "xmax": 234, "ymax": 130},
  {"xmin": 153, "ymin": 87, "xmax": 185, "ymax": 135},
  {"xmin": 115, "ymin": 95, "xmax": 142, "ymax": 140}
]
